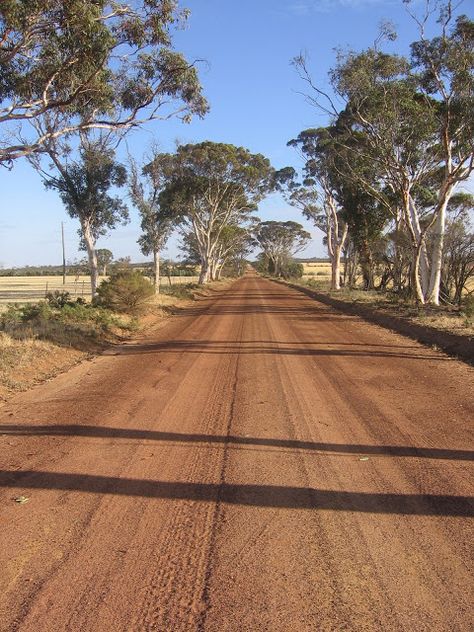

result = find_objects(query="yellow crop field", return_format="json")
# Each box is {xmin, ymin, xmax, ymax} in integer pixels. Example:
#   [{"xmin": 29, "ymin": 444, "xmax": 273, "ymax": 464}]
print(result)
[
  {"xmin": 0, "ymin": 275, "xmax": 200, "ymax": 307},
  {"xmin": 301, "ymin": 261, "xmax": 332, "ymax": 279}
]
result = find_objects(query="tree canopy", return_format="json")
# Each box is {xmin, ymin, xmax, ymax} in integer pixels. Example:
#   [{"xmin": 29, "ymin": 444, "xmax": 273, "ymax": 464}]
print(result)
[
  {"xmin": 0, "ymin": 0, "xmax": 208, "ymax": 164},
  {"xmin": 157, "ymin": 142, "xmax": 274, "ymax": 283}
]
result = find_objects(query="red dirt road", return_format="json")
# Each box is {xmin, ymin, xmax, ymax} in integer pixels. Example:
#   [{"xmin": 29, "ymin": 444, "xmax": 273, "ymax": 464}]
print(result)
[{"xmin": 0, "ymin": 274, "xmax": 473, "ymax": 631}]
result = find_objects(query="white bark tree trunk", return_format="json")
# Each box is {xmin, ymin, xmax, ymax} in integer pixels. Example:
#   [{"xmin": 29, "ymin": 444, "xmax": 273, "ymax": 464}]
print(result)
[
  {"xmin": 408, "ymin": 197, "xmax": 430, "ymax": 297},
  {"xmin": 153, "ymin": 249, "xmax": 160, "ymax": 295},
  {"xmin": 331, "ymin": 248, "xmax": 342, "ymax": 290},
  {"xmin": 427, "ymin": 184, "xmax": 454, "ymax": 305},
  {"xmin": 209, "ymin": 258, "xmax": 218, "ymax": 282},
  {"xmin": 199, "ymin": 257, "xmax": 210, "ymax": 284},
  {"xmin": 82, "ymin": 220, "xmax": 98, "ymax": 297}
]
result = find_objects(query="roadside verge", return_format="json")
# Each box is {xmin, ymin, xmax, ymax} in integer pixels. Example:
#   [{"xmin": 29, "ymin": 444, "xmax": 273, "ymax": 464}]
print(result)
[
  {"xmin": 0, "ymin": 279, "xmax": 235, "ymax": 402},
  {"xmin": 277, "ymin": 279, "xmax": 474, "ymax": 366}
]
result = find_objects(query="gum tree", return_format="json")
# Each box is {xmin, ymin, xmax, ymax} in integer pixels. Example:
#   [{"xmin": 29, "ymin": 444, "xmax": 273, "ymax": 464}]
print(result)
[
  {"xmin": 255, "ymin": 221, "xmax": 311, "ymax": 277},
  {"xmin": 38, "ymin": 134, "xmax": 129, "ymax": 296},
  {"xmin": 130, "ymin": 153, "xmax": 174, "ymax": 293},
  {"xmin": 0, "ymin": 0, "xmax": 208, "ymax": 165},
  {"xmin": 283, "ymin": 128, "xmax": 350, "ymax": 290},
  {"xmin": 294, "ymin": 1, "xmax": 474, "ymax": 304},
  {"xmin": 407, "ymin": 1, "xmax": 474, "ymax": 303},
  {"xmin": 158, "ymin": 142, "xmax": 274, "ymax": 284},
  {"xmin": 96, "ymin": 248, "xmax": 113, "ymax": 276}
]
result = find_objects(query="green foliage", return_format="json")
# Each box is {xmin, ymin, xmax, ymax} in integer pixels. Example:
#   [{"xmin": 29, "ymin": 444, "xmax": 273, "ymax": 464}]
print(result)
[
  {"xmin": 45, "ymin": 290, "xmax": 72, "ymax": 308},
  {"xmin": 96, "ymin": 249, "xmax": 114, "ymax": 274},
  {"xmin": 282, "ymin": 262, "xmax": 304, "ymax": 279},
  {"xmin": 0, "ymin": 1, "xmax": 208, "ymax": 163},
  {"xmin": 461, "ymin": 295, "xmax": 474, "ymax": 320},
  {"xmin": 157, "ymin": 142, "xmax": 274, "ymax": 225},
  {"xmin": 44, "ymin": 140, "xmax": 129, "ymax": 241},
  {"xmin": 129, "ymin": 154, "xmax": 173, "ymax": 261},
  {"xmin": 96, "ymin": 270, "xmax": 154, "ymax": 313},
  {"xmin": 155, "ymin": 141, "xmax": 274, "ymax": 283},
  {"xmin": 255, "ymin": 221, "xmax": 311, "ymax": 277},
  {"xmin": 160, "ymin": 283, "xmax": 199, "ymax": 300},
  {"xmin": 0, "ymin": 300, "xmax": 132, "ymax": 348}
]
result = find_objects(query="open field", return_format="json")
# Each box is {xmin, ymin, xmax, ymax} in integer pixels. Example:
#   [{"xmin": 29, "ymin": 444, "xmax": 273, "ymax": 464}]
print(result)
[
  {"xmin": 300, "ymin": 261, "xmax": 474, "ymax": 293},
  {"xmin": 301, "ymin": 261, "xmax": 332, "ymax": 280},
  {"xmin": 0, "ymin": 275, "xmax": 201, "ymax": 307},
  {"xmin": 0, "ymin": 273, "xmax": 473, "ymax": 631}
]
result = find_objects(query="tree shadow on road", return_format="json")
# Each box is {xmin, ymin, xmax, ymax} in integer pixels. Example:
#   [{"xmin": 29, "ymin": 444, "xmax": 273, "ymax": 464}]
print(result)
[
  {"xmin": 103, "ymin": 338, "xmax": 449, "ymax": 362},
  {"xmin": 1, "ymin": 424, "xmax": 471, "ymax": 461},
  {"xmin": 0, "ymin": 469, "xmax": 472, "ymax": 517}
]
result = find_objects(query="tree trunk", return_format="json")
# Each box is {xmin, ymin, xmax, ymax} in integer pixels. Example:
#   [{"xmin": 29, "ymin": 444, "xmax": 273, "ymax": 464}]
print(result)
[
  {"xmin": 82, "ymin": 220, "xmax": 98, "ymax": 297},
  {"xmin": 393, "ymin": 212, "xmax": 404, "ymax": 293},
  {"xmin": 427, "ymin": 186, "xmax": 453, "ymax": 305},
  {"xmin": 199, "ymin": 257, "xmax": 210, "ymax": 284},
  {"xmin": 329, "ymin": 222, "xmax": 347, "ymax": 291},
  {"xmin": 331, "ymin": 247, "xmax": 342, "ymax": 290},
  {"xmin": 153, "ymin": 249, "xmax": 160, "ymax": 295},
  {"xmin": 209, "ymin": 258, "xmax": 218, "ymax": 282},
  {"xmin": 407, "ymin": 195, "xmax": 430, "ymax": 298},
  {"xmin": 412, "ymin": 244, "xmax": 426, "ymax": 304}
]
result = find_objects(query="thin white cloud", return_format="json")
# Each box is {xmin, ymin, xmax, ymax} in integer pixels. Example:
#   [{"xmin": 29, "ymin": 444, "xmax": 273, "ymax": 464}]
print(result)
[{"xmin": 288, "ymin": 0, "xmax": 397, "ymax": 15}]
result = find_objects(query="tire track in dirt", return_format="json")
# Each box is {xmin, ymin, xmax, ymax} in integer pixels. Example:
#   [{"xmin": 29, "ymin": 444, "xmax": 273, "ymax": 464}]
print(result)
[{"xmin": 0, "ymin": 273, "xmax": 473, "ymax": 631}]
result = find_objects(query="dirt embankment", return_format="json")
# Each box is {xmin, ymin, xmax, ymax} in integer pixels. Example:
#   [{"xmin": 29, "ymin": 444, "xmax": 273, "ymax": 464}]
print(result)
[{"xmin": 281, "ymin": 280, "xmax": 474, "ymax": 366}]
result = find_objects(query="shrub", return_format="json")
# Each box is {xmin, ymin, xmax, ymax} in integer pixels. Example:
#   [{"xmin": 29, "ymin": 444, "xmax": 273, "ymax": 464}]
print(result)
[
  {"xmin": 160, "ymin": 282, "xmax": 199, "ymax": 300},
  {"xmin": 0, "ymin": 305, "xmax": 24, "ymax": 329},
  {"xmin": 461, "ymin": 294, "xmax": 474, "ymax": 321},
  {"xmin": 96, "ymin": 270, "xmax": 155, "ymax": 313},
  {"xmin": 45, "ymin": 290, "xmax": 72, "ymax": 308},
  {"xmin": 282, "ymin": 262, "xmax": 304, "ymax": 279},
  {"xmin": 19, "ymin": 302, "xmax": 54, "ymax": 322}
]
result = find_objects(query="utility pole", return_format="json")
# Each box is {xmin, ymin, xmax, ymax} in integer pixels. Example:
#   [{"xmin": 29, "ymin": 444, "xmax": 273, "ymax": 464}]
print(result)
[{"xmin": 61, "ymin": 222, "xmax": 66, "ymax": 285}]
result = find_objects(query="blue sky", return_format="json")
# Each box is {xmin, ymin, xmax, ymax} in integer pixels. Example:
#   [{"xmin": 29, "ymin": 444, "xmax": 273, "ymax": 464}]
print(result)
[{"xmin": 1, "ymin": 0, "xmax": 473, "ymax": 267}]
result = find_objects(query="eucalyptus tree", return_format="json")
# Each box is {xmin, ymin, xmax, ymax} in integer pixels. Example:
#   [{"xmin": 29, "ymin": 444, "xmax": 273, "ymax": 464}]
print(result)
[
  {"xmin": 0, "ymin": 0, "xmax": 208, "ymax": 165},
  {"xmin": 130, "ymin": 153, "xmax": 174, "ymax": 293},
  {"xmin": 209, "ymin": 224, "xmax": 256, "ymax": 280},
  {"xmin": 283, "ymin": 128, "xmax": 349, "ymax": 290},
  {"xmin": 36, "ymin": 134, "xmax": 129, "ymax": 296},
  {"xmin": 440, "ymin": 193, "xmax": 474, "ymax": 304},
  {"xmin": 255, "ymin": 221, "xmax": 311, "ymax": 278},
  {"xmin": 330, "ymin": 51, "xmax": 442, "ymax": 301},
  {"xmin": 158, "ymin": 142, "xmax": 274, "ymax": 283},
  {"xmin": 407, "ymin": 0, "xmax": 474, "ymax": 303},
  {"xmin": 294, "ymin": 1, "xmax": 474, "ymax": 304},
  {"xmin": 181, "ymin": 223, "xmax": 255, "ymax": 280},
  {"xmin": 96, "ymin": 249, "xmax": 114, "ymax": 276}
]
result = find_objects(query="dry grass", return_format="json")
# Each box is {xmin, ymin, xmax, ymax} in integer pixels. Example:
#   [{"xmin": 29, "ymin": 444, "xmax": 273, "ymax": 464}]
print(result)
[
  {"xmin": 301, "ymin": 262, "xmax": 332, "ymax": 280},
  {"xmin": 0, "ymin": 332, "xmax": 87, "ymax": 399},
  {"xmin": 297, "ymin": 278, "xmax": 474, "ymax": 338},
  {"xmin": 0, "ymin": 275, "xmax": 201, "ymax": 308},
  {"xmin": 0, "ymin": 276, "xmax": 234, "ymax": 402}
]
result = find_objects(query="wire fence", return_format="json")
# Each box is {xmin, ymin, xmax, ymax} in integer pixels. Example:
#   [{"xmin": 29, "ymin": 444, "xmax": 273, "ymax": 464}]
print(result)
[{"xmin": 0, "ymin": 275, "xmax": 200, "ymax": 306}]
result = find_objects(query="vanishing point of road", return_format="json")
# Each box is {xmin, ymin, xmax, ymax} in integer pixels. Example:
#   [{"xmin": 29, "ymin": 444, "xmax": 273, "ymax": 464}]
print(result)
[{"xmin": 0, "ymin": 273, "xmax": 473, "ymax": 631}]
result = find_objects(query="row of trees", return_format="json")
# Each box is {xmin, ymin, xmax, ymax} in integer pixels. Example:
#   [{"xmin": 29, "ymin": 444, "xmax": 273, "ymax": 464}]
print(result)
[
  {"xmin": 4, "ymin": 1, "xmax": 470, "ymax": 305},
  {"xmin": 1, "ymin": 2, "xmax": 312, "ymax": 295},
  {"xmin": 283, "ymin": 0, "xmax": 474, "ymax": 305}
]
